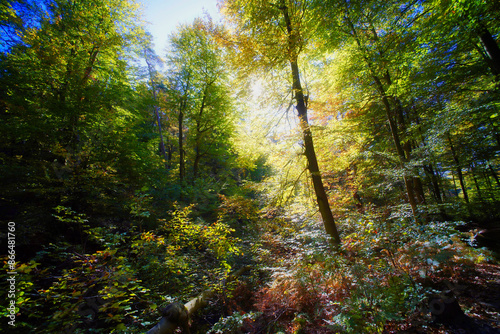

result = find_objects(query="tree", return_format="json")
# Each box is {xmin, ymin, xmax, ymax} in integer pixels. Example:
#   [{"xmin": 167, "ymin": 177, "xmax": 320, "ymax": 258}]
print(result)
[
  {"xmin": 221, "ymin": 0, "xmax": 341, "ymax": 245},
  {"xmin": 309, "ymin": 0, "xmax": 500, "ymax": 218},
  {"xmin": 144, "ymin": 44, "xmax": 170, "ymax": 169},
  {"xmin": 0, "ymin": 0, "xmax": 154, "ymax": 232},
  {"xmin": 165, "ymin": 20, "xmax": 238, "ymax": 187}
]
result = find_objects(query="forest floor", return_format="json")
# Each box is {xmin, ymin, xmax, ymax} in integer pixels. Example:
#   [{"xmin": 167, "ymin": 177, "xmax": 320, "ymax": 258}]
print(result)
[
  {"xmin": 186, "ymin": 216, "xmax": 500, "ymax": 334},
  {"xmin": 385, "ymin": 246, "xmax": 500, "ymax": 333}
]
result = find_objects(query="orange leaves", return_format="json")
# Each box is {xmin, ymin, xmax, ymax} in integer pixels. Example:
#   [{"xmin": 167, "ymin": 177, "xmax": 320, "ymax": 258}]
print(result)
[{"xmin": 140, "ymin": 231, "xmax": 165, "ymax": 245}]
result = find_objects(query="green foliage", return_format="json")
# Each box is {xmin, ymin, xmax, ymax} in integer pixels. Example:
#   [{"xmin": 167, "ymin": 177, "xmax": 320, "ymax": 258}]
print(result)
[
  {"xmin": 163, "ymin": 19, "xmax": 240, "ymax": 186},
  {"xmin": 0, "ymin": 259, "xmax": 38, "ymax": 330},
  {"xmin": 4, "ymin": 203, "xmax": 241, "ymax": 333},
  {"xmin": 2, "ymin": 0, "xmax": 500, "ymax": 333},
  {"xmin": 328, "ymin": 267, "xmax": 420, "ymax": 333},
  {"xmin": 0, "ymin": 242, "xmax": 153, "ymax": 333},
  {"xmin": 208, "ymin": 311, "xmax": 261, "ymax": 334},
  {"xmin": 247, "ymin": 202, "xmax": 495, "ymax": 333},
  {"xmin": 130, "ymin": 204, "xmax": 240, "ymax": 298}
]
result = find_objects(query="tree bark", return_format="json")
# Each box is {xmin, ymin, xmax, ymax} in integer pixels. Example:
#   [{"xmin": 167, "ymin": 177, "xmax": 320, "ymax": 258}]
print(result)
[
  {"xmin": 424, "ymin": 164, "xmax": 443, "ymax": 204},
  {"xmin": 178, "ymin": 77, "xmax": 191, "ymax": 185},
  {"xmin": 413, "ymin": 176, "xmax": 426, "ymax": 205},
  {"xmin": 281, "ymin": 2, "xmax": 341, "ymax": 246},
  {"xmin": 478, "ymin": 24, "xmax": 500, "ymax": 77},
  {"xmin": 447, "ymin": 134, "xmax": 469, "ymax": 203},
  {"xmin": 470, "ymin": 164, "xmax": 483, "ymax": 202},
  {"xmin": 154, "ymin": 105, "xmax": 169, "ymax": 170}
]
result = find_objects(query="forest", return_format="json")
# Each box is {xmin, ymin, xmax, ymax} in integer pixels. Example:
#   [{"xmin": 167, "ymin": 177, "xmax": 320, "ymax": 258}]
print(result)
[{"xmin": 1, "ymin": 0, "xmax": 500, "ymax": 333}]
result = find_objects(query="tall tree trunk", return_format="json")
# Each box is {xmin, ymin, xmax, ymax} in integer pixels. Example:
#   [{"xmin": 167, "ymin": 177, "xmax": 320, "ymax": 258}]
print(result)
[
  {"xmin": 178, "ymin": 77, "xmax": 191, "ymax": 185},
  {"xmin": 395, "ymin": 100, "xmax": 426, "ymax": 205},
  {"xmin": 281, "ymin": 3, "xmax": 341, "ymax": 246},
  {"xmin": 478, "ymin": 24, "xmax": 500, "ymax": 77},
  {"xmin": 373, "ymin": 70, "xmax": 419, "ymax": 219},
  {"xmin": 167, "ymin": 144, "xmax": 173, "ymax": 169},
  {"xmin": 415, "ymin": 111, "xmax": 440, "ymax": 204},
  {"xmin": 452, "ymin": 173, "xmax": 458, "ymax": 197},
  {"xmin": 413, "ymin": 177, "xmax": 426, "ymax": 205},
  {"xmin": 144, "ymin": 51, "xmax": 169, "ymax": 169},
  {"xmin": 483, "ymin": 169, "xmax": 493, "ymax": 190},
  {"xmin": 447, "ymin": 134, "xmax": 469, "ymax": 203},
  {"xmin": 154, "ymin": 105, "xmax": 169, "ymax": 169},
  {"xmin": 179, "ymin": 108, "xmax": 185, "ymax": 183},
  {"xmin": 489, "ymin": 164, "xmax": 500, "ymax": 188},
  {"xmin": 470, "ymin": 164, "xmax": 483, "ymax": 202},
  {"xmin": 346, "ymin": 13, "xmax": 420, "ymax": 221},
  {"xmin": 193, "ymin": 148, "xmax": 201, "ymax": 181},
  {"xmin": 192, "ymin": 89, "xmax": 208, "ymax": 182},
  {"xmin": 482, "ymin": 169, "xmax": 496, "ymax": 201},
  {"xmin": 424, "ymin": 164, "xmax": 443, "ymax": 204}
]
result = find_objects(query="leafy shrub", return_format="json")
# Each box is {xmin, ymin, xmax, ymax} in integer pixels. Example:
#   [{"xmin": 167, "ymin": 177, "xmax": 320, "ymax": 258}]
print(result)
[
  {"xmin": 208, "ymin": 311, "xmax": 261, "ymax": 334},
  {"xmin": 4, "ymin": 203, "xmax": 242, "ymax": 333}
]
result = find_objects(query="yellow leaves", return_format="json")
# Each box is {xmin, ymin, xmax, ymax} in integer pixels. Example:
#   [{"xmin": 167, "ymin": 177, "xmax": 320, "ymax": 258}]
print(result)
[
  {"xmin": 474, "ymin": 255, "xmax": 487, "ymax": 264},
  {"xmin": 13, "ymin": 260, "xmax": 39, "ymax": 274},
  {"xmin": 72, "ymin": 290, "xmax": 82, "ymax": 297},
  {"xmin": 140, "ymin": 231, "xmax": 165, "ymax": 245},
  {"xmin": 141, "ymin": 231, "xmax": 154, "ymax": 241},
  {"xmin": 115, "ymin": 323, "xmax": 127, "ymax": 330}
]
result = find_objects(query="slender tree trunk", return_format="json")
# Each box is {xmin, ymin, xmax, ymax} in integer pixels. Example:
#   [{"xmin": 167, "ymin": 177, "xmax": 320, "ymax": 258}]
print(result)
[
  {"xmin": 470, "ymin": 164, "xmax": 483, "ymax": 201},
  {"xmin": 415, "ymin": 112, "xmax": 441, "ymax": 204},
  {"xmin": 167, "ymin": 144, "xmax": 173, "ymax": 169},
  {"xmin": 178, "ymin": 77, "xmax": 191, "ymax": 185},
  {"xmin": 179, "ymin": 108, "xmax": 185, "ymax": 183},
  {"xmin": 192, "ymin": 89, "xmax": 208, "ymax": 182},
  {"xmin": 457, "ymin": 165, "xmax": 469, "ymax": 204},
  {"xmin": 154, "ymin": 106, "xmax": 169, "ymax": 169},
  {"xmin": 193, "ymin": 149, "xmax": 201, "ymax": 181},
  {"xmin": 452, "ymin": 173, "xmax": 458, "ymax": 197},
  {"xmin": 375, "ymin": 76, "xmax": 419, "ymax": 219},
  {"xmin": 425, "ymin": 164, "xmax": 443, "ymax": 203},
  {"xmin": 345, "ymin": 13, "xmax": 420, "ymax": 221},
  {"xmin": 483, "ymin": 169, "xmax": 493, "ymax": 190},
  {"xmin": 413, "ymin": 176, "xmax": 426, "ymax": 205},
  {"xmin": 489, "ymin": 164, "xmax": 500, "ymax": 187},
  {"xmin": 482, "ymin": 169, "xmax": 495, "ymax": 201},
  {"xmin": 478, "ymin": 24, "xmax": 500, "ymax": 77},
  {"xmin": 447, "ymin": 134, "xmax": 469, "ymax": 203},
  {"xmin": 281, "ymin": 3, "xmax": 341, "ymax": 246},
  {"xmin": 144, "ymin": 52, "xmax": 169, "ymax": 169},
  {"xmin": 395, "ymin": 101, "xmax": 426, "ymax": 206}
]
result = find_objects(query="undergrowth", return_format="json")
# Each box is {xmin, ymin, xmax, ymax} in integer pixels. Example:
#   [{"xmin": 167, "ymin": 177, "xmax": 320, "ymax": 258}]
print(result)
[
  {"xmin": 1, "ymin": 197, "xmax": 496, "ymax": 333},
  {"xmin": 236, "ymin": 204, "xmax": 496, "ymax": 334}
]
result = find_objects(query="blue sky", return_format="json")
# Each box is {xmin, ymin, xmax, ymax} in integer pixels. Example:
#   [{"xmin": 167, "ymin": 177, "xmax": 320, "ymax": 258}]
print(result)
[{"xmin": 139, "ymin": 0, "xmax": 221, "ymax": 55}]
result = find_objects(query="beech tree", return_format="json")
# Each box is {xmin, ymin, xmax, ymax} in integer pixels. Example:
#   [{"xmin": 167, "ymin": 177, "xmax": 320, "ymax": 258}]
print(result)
[
  {"xmin": 331, "ymin": 0, "xmax": 425, "ymax": 220},
  {"xmin": 221, "ymin": 0, "xmax": 341, "ymax": 245},
  {"xmin": 144, "ymin": 44, "xmax": 171, "ymax": 170},
  {"xmin": 165, "ymin": 20, "xmax": 238, "ymax": 186},
  {"xmin": 309, "ymin": 0, "xmax": 500, "ymax": 214},
  {"xmin": 0, "ymin": 0, "xmax": 153, "ymax": 223}
]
